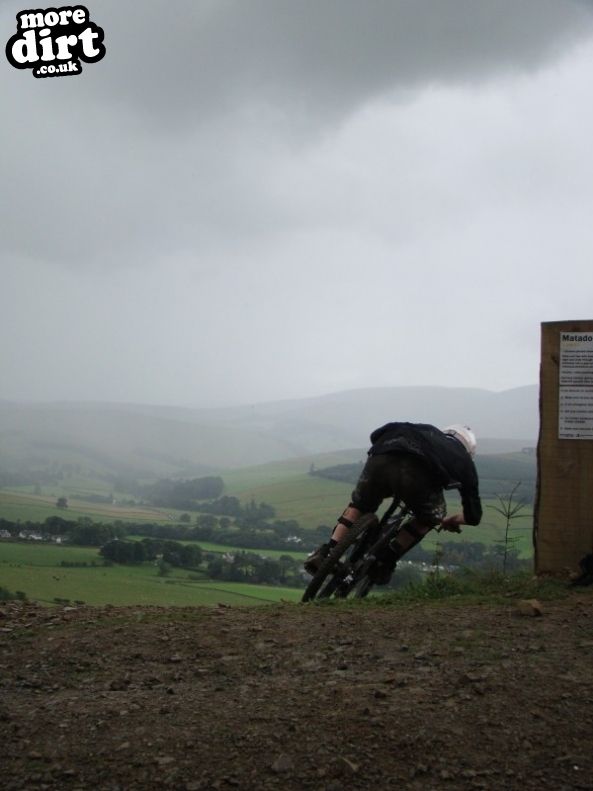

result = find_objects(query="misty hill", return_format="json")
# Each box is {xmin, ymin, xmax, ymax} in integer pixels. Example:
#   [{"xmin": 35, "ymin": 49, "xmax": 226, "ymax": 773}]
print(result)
[{"xmin": 0, "ymin": 385, "xmax": 537, "ymax": 479}]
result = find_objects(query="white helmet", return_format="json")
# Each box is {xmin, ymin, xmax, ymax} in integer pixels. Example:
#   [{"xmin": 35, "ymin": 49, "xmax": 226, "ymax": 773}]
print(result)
[{"xmin": 443, "ymin": 424, "xmax": 477, "ymax": 458}]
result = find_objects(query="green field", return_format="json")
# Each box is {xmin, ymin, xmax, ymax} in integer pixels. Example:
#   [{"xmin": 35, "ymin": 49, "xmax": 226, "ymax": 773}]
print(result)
[
  {"xmin": 0, "ymin": 542, "xmax": 302, "ymax": 607},
  {"xmin": 0, "ymin": 451, "xmax": 535, "ymax": 610},
  {"xmin": 127, "ymin": 536, "xmax": 307, "ymax": 561},
  {"xmin": 0, "ymin": 474, "xmax": 535, "ymax": 559},
  {"xmin": 221, "ymin": 451, "xmax": 362, "ymax": 491},
  {"xmin": 239, "ymin": 477, "xmax": 353, "ymax": 528},
  {"xmin": 0, "ymin": 469, "xmax": 364, "ymax": 532},
  {"xmin": 222, "ymin": 470, "xmax": 535, "ymax": 558},
  {"xmin": 0, "ymin": 490, "xmax": 185, "ymax": 525},
  {"xmin": 1, "ymin": 449, "xmax": 535, "ymax": 538}
]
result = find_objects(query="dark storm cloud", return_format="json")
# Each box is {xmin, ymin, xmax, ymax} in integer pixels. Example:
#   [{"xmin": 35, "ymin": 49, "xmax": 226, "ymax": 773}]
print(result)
[
  {"xmin": 89, "ymin": 0, "xmax": 593, "ymax": 123},
  {"xmin": 2, "ymin": 0, "xmax": 592, "ymax": 268}
]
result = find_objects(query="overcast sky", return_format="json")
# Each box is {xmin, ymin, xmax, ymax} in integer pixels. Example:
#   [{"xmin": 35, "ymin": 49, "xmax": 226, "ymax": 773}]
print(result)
[{"xmin": 2, "ymin": 0, "xmax": 593, "ymax": 407}]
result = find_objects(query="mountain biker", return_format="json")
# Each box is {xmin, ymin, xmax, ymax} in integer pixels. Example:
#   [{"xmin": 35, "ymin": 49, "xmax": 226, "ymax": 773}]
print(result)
[{"xmin": 304, "ymin": 422, "xmax": 482, "ymax": 585}]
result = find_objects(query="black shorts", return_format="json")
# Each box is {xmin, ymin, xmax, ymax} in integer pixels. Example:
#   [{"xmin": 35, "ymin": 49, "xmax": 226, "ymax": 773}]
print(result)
[{"xmin": 350, "ymin": 453, "xmax": 446, "ymax": 526}]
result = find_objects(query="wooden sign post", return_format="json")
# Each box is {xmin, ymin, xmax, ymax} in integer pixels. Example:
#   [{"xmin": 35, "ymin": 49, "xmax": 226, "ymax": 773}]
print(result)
[{"xmin": 535, "ymin": 320, "xmax": 593, "ymax": 575}]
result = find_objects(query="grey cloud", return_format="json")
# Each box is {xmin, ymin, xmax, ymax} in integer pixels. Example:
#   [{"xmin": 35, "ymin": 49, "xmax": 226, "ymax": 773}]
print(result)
[
  {"xmin": 84, "ymin": 0, "xmax": 593, "ymax": 123},
  {"xmin": 2, "ymin": 0, "xmax": 593, "ymax": 268},
  {"xmin": 2, "ymin": 1, "xmax": 593, "ymax": 408}
]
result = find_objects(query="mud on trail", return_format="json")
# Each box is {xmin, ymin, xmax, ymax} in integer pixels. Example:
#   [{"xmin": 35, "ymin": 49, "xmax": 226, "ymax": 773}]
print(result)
[{"xmin": 1, "ymin": 594, "xmax": 593, "ymax": 791}]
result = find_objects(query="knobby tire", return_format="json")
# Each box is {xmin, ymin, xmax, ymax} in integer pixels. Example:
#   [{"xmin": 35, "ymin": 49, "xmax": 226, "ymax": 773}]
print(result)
[
  {"xmin": 353, "ymin": 575, "xmax": 374, "ymax": 599},
  {"xmin": 301, "ymin": 514, "xmax": 377, "ymax": 602}
]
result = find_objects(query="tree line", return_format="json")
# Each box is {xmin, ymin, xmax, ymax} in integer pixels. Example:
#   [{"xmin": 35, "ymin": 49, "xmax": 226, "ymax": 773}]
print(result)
[
  {"xmin": 124, "ymin": 515, "xmax": 326, "ymax": 552},
  {"xmin": 1, "ymin": 510, "xmax": 527, "ymax": 575},
  {"xmin": 98, "ymin": 540, "xmax": 305, "ymax": 586},
  {"xmin": 100, "ymin": 537, "xmax": 202, "ymax": 567},
  {"xmin": 0, "ymin": 516, "xmax": 125, "ymax": 546},
  {"xmin": 404, "ymin": 540, "xmax": 528, "ymax": 574},
  {"xmin": 310, "ymin": 460, "xmax": 536, "ymax": 504},
  {"xmin": 9, "ymin": 512, "xmax": 523, "ymax": 569},
  {"xmin": 0, "ymin": 509, "xmax": 325, "ymax": 552},
  {"xmin": 206, "ymin": 551, "xmax": 304, "ymax": 587},
  {"xmin": 109, "ymin": 475, "xmax": 285, "ymax": 515}
]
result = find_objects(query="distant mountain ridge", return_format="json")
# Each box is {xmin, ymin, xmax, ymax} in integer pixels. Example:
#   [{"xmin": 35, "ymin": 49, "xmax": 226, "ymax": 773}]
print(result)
[{"xmin": 0, "ymin": 385, "xmax": 538, "ymax": 477}]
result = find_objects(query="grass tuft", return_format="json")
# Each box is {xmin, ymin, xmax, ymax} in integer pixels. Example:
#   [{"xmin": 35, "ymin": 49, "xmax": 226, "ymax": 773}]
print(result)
[{"xmin": 309, "ymin": 569, "xmax": 573, "ymax": 608}]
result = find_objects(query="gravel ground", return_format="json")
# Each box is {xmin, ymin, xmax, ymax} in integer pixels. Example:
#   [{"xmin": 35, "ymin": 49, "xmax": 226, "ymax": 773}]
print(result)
[{"xmin": 1, "ymin": 593, "xmax": 593, "ymax": 790}]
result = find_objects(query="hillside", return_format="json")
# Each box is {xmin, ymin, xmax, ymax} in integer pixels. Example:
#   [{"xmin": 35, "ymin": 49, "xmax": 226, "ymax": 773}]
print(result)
[
  {"xmin": 309, "ymin": 451, "xmax": 537, "ymax": 503},
  {"xmin": 0, "ymin": 386, "xmax": 537, "ymax": 478},
  {"xmin": 0, "ymin": 404, "xmax": 300, "ymax": 476},
  {"xmin": 1, "ymin": 593, "xmax": 592, "ymax": 790}
]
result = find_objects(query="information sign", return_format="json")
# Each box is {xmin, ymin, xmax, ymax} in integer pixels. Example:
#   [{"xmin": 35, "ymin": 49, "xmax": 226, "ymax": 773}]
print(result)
[{"xmin": 559, "ymin": 332, "xmax": 593, "ymax": 439}]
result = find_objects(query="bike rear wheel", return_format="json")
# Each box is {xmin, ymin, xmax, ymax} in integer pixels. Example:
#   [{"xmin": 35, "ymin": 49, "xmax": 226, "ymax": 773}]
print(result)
[
  {"xmin": 301, "ymin": 514, "xmax": 378, "ymax": 602},
  {"xmin": 349, "ymin": 509, "xmax": 409, "ymax": 597},
  {"xmin": 352, "ymin": 574, "xmax": 374, "ymax": 598}
]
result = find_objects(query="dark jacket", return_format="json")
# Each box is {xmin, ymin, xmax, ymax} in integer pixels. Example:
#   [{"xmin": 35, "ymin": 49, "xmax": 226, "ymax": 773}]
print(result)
[{"xmin": 368, "ymin": 422, "xmax": 482, "ymax": 525}]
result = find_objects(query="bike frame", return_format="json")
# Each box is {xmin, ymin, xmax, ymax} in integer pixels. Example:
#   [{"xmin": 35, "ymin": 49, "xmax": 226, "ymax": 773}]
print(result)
[
  {"xmin": 302, "ymin": 480, "xmax": 462, "ymax": 602},
  {"xmin": 302, "ymin": 498, "xmax": 412, "ymax": 601}
]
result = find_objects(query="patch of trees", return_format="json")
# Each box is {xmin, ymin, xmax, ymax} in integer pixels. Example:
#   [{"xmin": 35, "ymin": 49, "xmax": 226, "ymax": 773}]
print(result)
[
  {"xmin": 124, "ymin": 515, "xmax": 324, "ymax": 552},
  {"xmin": 100, "ymin": 538, "xmax": 202, "ymax": 567},
  {"xmin": 60, "ymin": 560, "xmax": 102, "ymax": 567},
  {"xmin": 0, "ymin": 518, "xmax": 19, "ymax": 536},
  {"xmin": 1, "ymin": 511, "xmax": 525, "ymax": 575},
  {"xmin": 475, "ymin": 478, "xmax": 534, "ymax": 504},
  {"xmin": 0, "ymin": 586, "xmax": 27, "ymax": 601},
  {"xmin": 141, "ymin": 476, "xmax": 224, "ymax": 509},
  {"xmin": 100, "ymin": 539, "xmax": 148, "ymax": 564},
  {"xmin": 42, "ymin": 516, "xmax": 78, "ymax": 535},
  {"xmin": 192, "ymin": 495, "xmax": 242, "ymax": 516},
  {"xmin": 194, "ymin": 496, "xmax": 276, "ymax": 521},
  {"xmin": 405, "ymin": 540, "xmax": 529, "ymax": 573},
  {"xmin": 0, "ymin": 516, "xmax": 125, "ymax": 546},
  {"xmin": 207, "ymin": 551, "xmax": 304, "ymax": 587},
  {"xmin": 310, "ymin": 457, "xmax": 536, "ymax": 503},
  {"xmin": 196, "ymin": 523, "xmax": 301, "ymax": 551},
  {"xmin": 67, "ymin": 521, "xmax": 127, "ymax": 546}
]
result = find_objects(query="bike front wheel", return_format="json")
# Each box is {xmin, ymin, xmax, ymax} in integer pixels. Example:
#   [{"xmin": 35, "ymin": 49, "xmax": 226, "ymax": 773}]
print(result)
[{"xmin": 301, "ymin": 514, "xmax": 378, "ymax": 602}]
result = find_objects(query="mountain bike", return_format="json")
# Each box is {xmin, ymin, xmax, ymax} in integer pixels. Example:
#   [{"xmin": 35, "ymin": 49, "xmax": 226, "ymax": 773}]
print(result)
[{"xmin": 301, "ymin": 499, "xmax": 411, "ymax": 602}]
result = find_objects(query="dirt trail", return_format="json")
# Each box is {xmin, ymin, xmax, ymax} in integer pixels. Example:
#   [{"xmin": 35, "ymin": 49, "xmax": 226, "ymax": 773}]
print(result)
[{"xmin": 1, "ymin": 594, "xmax": 593, "ymax": 790}]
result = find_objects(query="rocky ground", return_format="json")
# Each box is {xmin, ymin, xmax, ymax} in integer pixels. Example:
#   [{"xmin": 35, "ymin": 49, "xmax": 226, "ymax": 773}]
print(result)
[{"xmin": 1, "ymin": 592, "xmax": 593, "ymax": 790}]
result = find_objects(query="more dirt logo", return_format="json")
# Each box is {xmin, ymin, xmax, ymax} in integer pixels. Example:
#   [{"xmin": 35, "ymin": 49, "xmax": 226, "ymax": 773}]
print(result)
[{"xmin": 5, "ymin": 5, "xmax": 105, "ymax": 78}]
